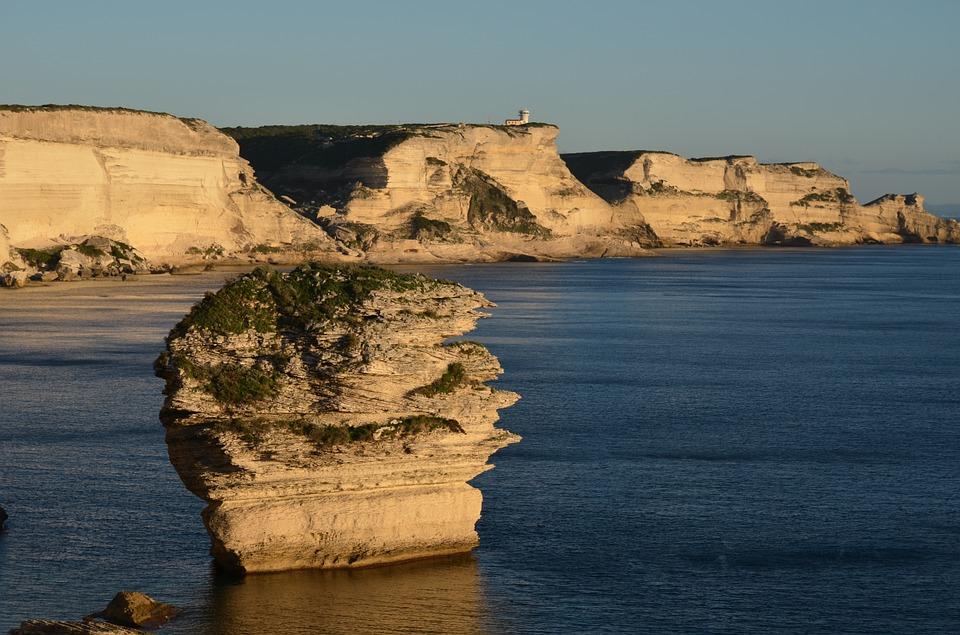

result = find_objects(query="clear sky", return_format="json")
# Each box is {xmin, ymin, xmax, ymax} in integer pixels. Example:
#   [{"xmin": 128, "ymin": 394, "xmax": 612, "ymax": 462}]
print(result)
[{"xmin": 2, "ymin": 0, "xmax": 958, "ymax": 207}]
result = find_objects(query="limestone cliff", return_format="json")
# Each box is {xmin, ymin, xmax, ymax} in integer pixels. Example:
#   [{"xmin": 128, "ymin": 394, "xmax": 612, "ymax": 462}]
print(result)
[
  {"xmin": 860, "ymin": 193, "xmax": 960, "ymax": 243},
  {"xmin": 155, "ymin": 264, "xmax": 518, "ymax": 573},
  {"xmin": 0, "ymin": 106, "xmax": 343, "ymax": 264},
  {"xmin": 223, "ymin": 123, "xmax": 657, "ymax": 261},
  {"xmin": 563, "ymin": 151, "xmax": 960, "ymax": 246}
]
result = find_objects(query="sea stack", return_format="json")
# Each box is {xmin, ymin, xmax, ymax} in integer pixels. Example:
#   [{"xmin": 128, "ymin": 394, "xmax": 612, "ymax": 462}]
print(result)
[{"xmin": 155, "ymin": 264, "xmax": 519, "ymax": 573}]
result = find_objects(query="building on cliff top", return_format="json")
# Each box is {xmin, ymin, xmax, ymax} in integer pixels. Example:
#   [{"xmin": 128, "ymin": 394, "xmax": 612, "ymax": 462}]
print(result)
[{"xmin": 505, "ymin": 108, "xmax": 530, "ymax": 126}]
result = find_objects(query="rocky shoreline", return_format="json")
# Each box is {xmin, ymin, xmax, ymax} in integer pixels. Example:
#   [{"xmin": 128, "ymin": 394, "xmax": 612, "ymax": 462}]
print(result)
[{"xmin": 3, "ymin": 105, "xmax": 956, "ymax": 292}]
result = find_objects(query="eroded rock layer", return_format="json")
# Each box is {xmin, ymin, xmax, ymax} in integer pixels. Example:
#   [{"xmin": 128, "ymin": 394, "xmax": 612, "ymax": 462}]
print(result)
[
  {"xmin": 563, "ymin": 151, "xmax": 960, "ymax": 246},
  {"xmin": 155, "ymin": 264, "xmax": 519, "ymax": 573},
  {"xmin": 0, "ymin": 106, "xmax": 341, "ymax": 263},
  {"xmin": 223, "ymin": 123, "xmax": 657, "ymax": 261}
]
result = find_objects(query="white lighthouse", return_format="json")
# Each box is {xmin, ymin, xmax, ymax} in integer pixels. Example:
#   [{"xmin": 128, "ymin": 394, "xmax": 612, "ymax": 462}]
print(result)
[{"xmin": 504, "ymin": 108, "xmax": 530, "ymax": 126}]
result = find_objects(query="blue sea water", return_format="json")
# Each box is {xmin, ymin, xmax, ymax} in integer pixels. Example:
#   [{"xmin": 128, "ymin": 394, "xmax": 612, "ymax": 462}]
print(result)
[{"xmin": 1, "ymin": 247, "xmax": 959, "ymax": 634}]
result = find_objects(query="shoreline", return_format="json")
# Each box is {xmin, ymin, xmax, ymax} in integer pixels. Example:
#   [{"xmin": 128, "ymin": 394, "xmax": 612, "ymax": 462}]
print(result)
[{"xmin": 3, "ymin": 242, "xmax": 957, "ymax": 293}]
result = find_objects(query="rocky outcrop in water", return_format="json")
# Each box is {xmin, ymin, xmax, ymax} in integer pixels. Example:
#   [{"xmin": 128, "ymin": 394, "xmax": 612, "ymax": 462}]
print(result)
[
  {"xmin": 9, "ymin": 592, "xmax": 177, "ymax": 635},
  {"xmin": 563, "ymin": 151, "xmax": 960, "ymax": 246},
  {"xmin": 155, "ymin": 264, "xmax": 519, "ymax": 573},
  {"xmin": 223, "ymin": 123, "xmax": 658, "ymax": 261},
  {"xmin": 0, "ymin": 106, "xmax": 344, "ymax": 266},
  {"xmin": 90, "ymin": 592, "xmax": 178, "ymax": 629}
]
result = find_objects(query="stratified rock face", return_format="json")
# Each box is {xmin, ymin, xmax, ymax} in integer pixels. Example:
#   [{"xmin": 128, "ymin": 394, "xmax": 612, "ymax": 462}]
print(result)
[
  {"xmin": 223, "ymin": 124, "xmax": 657, "ymax": 261},
  {"xmin": 861, "ymin": 193, "xmax": 960, "ymax": 243},
  {"xmin": 564, "ymin": 151, "xmax": 960, "ymax": 246},
  {"xmin": 155, "ymin": 264, "xmax": 519, "ymax": 573},
  {"xmin": 0, "ymin": 106, "xmax": 339, "ymax": 263}
]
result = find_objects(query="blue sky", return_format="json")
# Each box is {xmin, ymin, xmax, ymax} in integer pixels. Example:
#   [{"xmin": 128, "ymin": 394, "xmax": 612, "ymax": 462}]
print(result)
[{"xmin": 1, "ymin": 0, "xmax": 958, "ymax": 206}]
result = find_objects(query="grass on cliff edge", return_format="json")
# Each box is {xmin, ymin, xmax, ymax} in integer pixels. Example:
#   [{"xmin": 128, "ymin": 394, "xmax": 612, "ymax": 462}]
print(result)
[
  {"xmin": 0, "ymin": 104, "xmax": 205, "ymax": 127},
  {"xmin": 169, "ymin": 263, "xmax": 441, "ymax": 338},
  {"xmin": 409, "ymin": 363, "xmax": 468, "ymax": 397},
  {"xmin": 220, "ymin": 125, "xmax": 414, "ymax": 172},
  {"xmin": 205, "ymin": 363, "xmax": 281, "ymax": 405},
  {"xmin": 221, "ymin": 122, "xmax": 557, "ymax": 174},
  {"xmin": 217, "ymin": 415, "xmax": 464, "ymax": 449},
  {"xmin": 157, "ymin": 353, "xmax": 283, "ymax": 406}
]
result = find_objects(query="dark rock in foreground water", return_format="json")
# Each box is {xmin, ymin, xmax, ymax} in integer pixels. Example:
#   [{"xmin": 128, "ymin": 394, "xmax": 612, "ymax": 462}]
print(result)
[
  {"xmin": 93, "ymin": 592, "xmax": 179, "ymax": 629},
  {"xmin": 10, "ymin": 592, "xmax": 179, "ymax": 635}
]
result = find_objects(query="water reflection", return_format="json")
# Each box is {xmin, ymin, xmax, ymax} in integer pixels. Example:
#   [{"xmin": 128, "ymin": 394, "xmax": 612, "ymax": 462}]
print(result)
[{"xmin": 202, "ymin": 555, "xmax": 487, "ymax": 635}]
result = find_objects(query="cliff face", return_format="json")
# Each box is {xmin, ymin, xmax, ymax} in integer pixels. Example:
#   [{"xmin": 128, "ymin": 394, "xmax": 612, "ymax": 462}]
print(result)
[
  {"xmin": 0, "ymin": 107, "xmax": 340, "ymax": 263},
  {"xmin": 4, "ymin": 106, "xmax": 954, "ymax": 266},
  {"xmin": 563, "ymin": 151, "xmax": 960, "ymax": 246},
  {"xmin": 860, "ymin": 193, "xmax": 960, "ymax": 243},
  {"xmin": 155, "ymin": 264, "xmax": 518, "ymax": 573},
  {"xmin": 224, "ymin": 124, "xmax": 657, "ymax": 261}
]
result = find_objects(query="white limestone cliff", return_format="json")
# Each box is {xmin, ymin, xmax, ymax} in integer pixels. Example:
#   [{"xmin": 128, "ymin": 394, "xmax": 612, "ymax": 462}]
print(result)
[
  {"xmin": 0, "ymin": 106, "xmax": 342, "ymax": 264},
  {"xmin": 563, "ymin": 151, "xmax": 960, "ymax": 246},
  {"xmin": 155, "ymin": 264, "xmax": 519, "ymax": 573},
  {"xmin": 225, "ymin": 123, "xmax": 657, "ymax": 261},
  {"xmin": 3, "ymin": 106, "xmax": 955, "ymax": 266}
]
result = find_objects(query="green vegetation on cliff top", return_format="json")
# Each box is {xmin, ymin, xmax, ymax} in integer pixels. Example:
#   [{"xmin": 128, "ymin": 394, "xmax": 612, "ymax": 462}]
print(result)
[
  {"xmin": 221, "ymin": 122, "xmax": 556, "ymax": 175},
  {"xmin": 0, "ymin": 104, "xmax": 205, "ymax": 126},
  {"xmin": 170, "ymin": 263, "xmax": 444, "ymax": 338},
  {"xmin": 220, "ymin": 125, "xmax": 412, "ymax": 173}
]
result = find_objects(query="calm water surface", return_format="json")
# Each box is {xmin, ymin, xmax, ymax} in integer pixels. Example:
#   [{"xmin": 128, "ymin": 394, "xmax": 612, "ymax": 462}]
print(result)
[{"xmin": 1, "ymin": 248, "xmax": 959, "ymax": 633}]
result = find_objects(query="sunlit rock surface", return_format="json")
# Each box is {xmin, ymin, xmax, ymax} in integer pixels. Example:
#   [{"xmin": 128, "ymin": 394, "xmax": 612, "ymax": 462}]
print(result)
[
  {"xmin": 155, "ymin": 264, "xmax": 519, "ymax": 573},
  {"xmin": 224, "ymin": 123, "xmax": 658, "ymax": 261},
  {"xmin": 0, "ymin": 106, "xmax": 342, "ymax": 264},
  {"xmin": 563, "ymin": 151, "xmax": 960, "ymax": 246}
]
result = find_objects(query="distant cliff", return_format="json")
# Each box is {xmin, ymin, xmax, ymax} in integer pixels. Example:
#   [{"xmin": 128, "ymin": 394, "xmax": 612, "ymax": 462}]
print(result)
[
  {"xmin": 563, "ymin": 151, "xmax": 960, "ymax": 246},
  {"xmin": 0, "ymin": 106, "xmax": 342, "ymax": 264},
  {"xmin": 223, "ymin": 123, "xmax": 657, "ymax": 261},
  {"xmin": 155, "ymin": 264, "xmax": 518, "ymax": 573},
  {"xmin": 2, "ymin": 106, "xmax": 955, "ymax": 277}
]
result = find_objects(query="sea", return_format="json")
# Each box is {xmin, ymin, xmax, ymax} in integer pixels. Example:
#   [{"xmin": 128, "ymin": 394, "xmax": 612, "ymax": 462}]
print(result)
[{"xmin": 1, "ymin": 247, "xmax": 958, "ymax": 634}]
